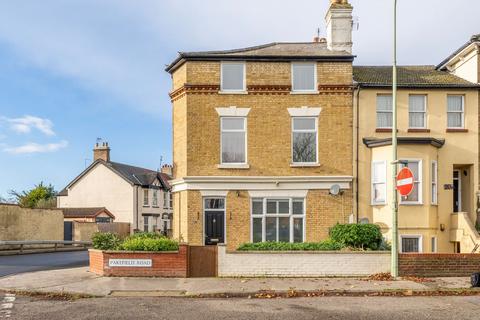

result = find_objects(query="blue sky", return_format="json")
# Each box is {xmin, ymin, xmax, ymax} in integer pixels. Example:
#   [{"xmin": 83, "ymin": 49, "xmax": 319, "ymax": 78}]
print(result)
[{"xmin": 0, "ymin": 0, "xmax": 478, "ymax": 198}]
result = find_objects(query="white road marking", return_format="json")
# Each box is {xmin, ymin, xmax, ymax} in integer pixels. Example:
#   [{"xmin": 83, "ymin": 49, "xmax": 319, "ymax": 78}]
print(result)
[
  {"xmin": 397, "ymin": 177, "xmax": 413, "ymax": 187},
  {"xmin": 0, "ymin": 293, "xmax": 15, "ymax": 318}
]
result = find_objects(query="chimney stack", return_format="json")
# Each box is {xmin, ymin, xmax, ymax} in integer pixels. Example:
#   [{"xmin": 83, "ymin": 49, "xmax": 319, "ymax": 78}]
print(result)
[
  {"xmin": 161, "ymin": 164, "xmax": 173, "ymax": 178},
  {"xmin": 325, "ymin": 0, "xmax": 353, "ymax": 53},
  {"xmin": 93, "ymin": 141, "xmax": 110, "ymax": 162}
]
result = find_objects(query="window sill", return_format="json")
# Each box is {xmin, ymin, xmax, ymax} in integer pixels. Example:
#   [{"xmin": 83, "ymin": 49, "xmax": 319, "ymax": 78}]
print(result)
[
  {"xmin": 218, "ymin": 90, "xmax": 248, "ymax": 95},
  {"xmin": 217, "ymin": 163, "xmax": 250, "ymax": 169},
  {"xmin": 290, "ymin": 163, "xmax": 321, "ymax": 168},
  {"xmin": 375, "ymin": 128, "xmax": 397, "ymax": 133},
  {"xmin": 400, "ymin": 202, "xmax": 423, "ymax": 206},
  {"xmin": 371, "ymin": 202, "xmax": 387, "ymax": 206},
  {"xmin": 152, "ymin": 206, "xmax": 159, "ymax": 208},
  {"xmin": 408, "ymin": 128, "xmax": 430, "ymax": 133},
  {"xmin": 142, "ymin": 205, "xmax": 149, "ymax": 208},
  {"xmin": 446, "ymin": 128, "xmax": 468, "ymax": 132},
  {"xmin": 290, "ymin": 91, "xmax": 319, "ymax": 95}
]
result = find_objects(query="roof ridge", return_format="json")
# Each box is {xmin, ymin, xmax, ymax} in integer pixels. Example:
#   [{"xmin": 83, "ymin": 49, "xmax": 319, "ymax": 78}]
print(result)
[
  {"xmin": 354, "ymin": 65, "xmax": 436, "ymax": 68},
  {"xmin": 180, "ymin": 42, "xmax": 329, "ymax": 55}
]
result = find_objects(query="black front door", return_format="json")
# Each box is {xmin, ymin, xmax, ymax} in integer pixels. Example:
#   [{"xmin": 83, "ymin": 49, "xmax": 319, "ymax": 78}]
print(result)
[
  {"xmin": 453, "ymin": 170, "xmax": 460, "ymax": 212},
  {"xmin": 205, "ymin": 211, "xmax": 224, "ymax": 245}
]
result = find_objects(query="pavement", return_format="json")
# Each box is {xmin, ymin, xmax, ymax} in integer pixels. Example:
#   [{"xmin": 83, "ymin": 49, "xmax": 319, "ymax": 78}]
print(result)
[
  {"xmin": 0, "ymin": 266, "xmax": 478, "ymax": 297},
  {"xmin": 0, "ymin": 251, "xmax": 89, "ymax": 277},
  {"xmin": 7, "ymin": 295, "xmax": 480, "ymax": 320}
]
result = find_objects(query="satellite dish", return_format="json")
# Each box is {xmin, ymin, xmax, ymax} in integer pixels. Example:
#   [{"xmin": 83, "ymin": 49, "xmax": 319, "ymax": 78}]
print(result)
[{"xmin": 329, "ymin": 184, "xmax": 341, "ymax": 196}]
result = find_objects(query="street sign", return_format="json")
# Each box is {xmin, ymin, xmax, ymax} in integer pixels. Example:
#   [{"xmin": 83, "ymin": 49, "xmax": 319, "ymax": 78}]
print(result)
[{"xmin": 396, "ymin": 167, "xmax": 414, "ymax": 196}]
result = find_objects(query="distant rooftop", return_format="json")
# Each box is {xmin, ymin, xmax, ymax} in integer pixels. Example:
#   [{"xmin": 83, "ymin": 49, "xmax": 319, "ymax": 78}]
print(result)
[
  {"xmin": 166, "ymin": 42, "xmax": 355, "ymax": 73},
  {"xmin": 353, "ymin": 65, "xmax": 479, "ymax": 88}
]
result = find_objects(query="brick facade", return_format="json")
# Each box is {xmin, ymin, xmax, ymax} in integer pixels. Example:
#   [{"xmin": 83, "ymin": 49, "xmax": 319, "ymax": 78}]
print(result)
[
  {"xmin": 88, "ymin": 245, "xmax": 188, "ymax": 277},
  {"xmin": 399, "ymin": 253, "xmax": 480, "ymax": 277}
]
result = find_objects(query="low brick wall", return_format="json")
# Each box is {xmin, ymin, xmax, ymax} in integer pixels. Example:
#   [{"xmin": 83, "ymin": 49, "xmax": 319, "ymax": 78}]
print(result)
[
  {"xmin": 399, "ymin": 253, "xmax": 480, "ymax": 277},
  {"xmin": 89, "ymin": 245, "xmax": 188, "ymax": 277},
  {"xmin": 218, "ymin": 245, "xmax": 390, "ymax": 277}
]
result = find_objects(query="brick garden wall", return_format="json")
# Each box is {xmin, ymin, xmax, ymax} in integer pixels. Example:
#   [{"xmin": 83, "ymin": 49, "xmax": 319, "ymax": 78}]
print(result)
[
  {"xmin": 88, "ymin": 245, "xmax": 188, "ymax": 277},
  {"xmin": 399, "ymin": 253, "xmax": 480, "ymax": 277}
]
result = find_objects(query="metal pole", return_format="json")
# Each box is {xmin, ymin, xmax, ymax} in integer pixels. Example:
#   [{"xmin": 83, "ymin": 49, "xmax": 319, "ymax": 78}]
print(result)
[{"xmin": 391, "ymin": 0, "xmax": 399, "ymax": 278}]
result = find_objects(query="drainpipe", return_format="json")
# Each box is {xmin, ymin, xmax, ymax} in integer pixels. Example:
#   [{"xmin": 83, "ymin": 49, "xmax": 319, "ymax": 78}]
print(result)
[
  {"xmin": 135, "ymin": 185, "xmax": 139, "ymax": 231},
  {"xmin": 354, "ymin": 82, "xmax": 361, "ymax": 223}
]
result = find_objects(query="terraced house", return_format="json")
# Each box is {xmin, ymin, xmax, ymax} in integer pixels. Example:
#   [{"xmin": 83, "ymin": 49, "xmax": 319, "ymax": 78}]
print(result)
[
  {"xmin": 166, "ymin": 1, "xmax": 356, "ymax": 250},
  {"xmin": 354, "ymin": 45, "xmax": 480, "ymax": 253}
]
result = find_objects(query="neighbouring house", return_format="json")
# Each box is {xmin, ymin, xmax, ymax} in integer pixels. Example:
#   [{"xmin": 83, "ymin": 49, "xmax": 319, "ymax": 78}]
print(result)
[
  {"xmin": 166, "ymin": 1, "xmax": 355, "ymax": 250},
  {"xmin": 57, "ymin": 142, "xmax": 174, "ymax": 234},
  {"xmin": 354, "ymin": 60, "xmax": 480, "ymax": 252},
  {"xmin": 61, "ymin": 207, "xmax": 115, "ymax": 223}
]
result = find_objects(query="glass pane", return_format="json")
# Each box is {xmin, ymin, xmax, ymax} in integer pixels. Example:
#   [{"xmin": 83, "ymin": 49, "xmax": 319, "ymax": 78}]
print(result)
[
  {"xmin": 405, "ymin": 182, "xmax": 419, "ymax": 202},
  {"xmin": 222, "ymin": 63, "xmax": 244, "ymax": 91},
  {"xmin": 293, "ymin": 132, "xmax": 316, "ymax": 163},
  {"xmin": 409, "ymin": 112, "xmax": 425, "ymax": 128},
  {"xmin": 447, "ymin": 113, "xmax": 462, "ymax": 128},
  {"xmin": 252, "ymin": 199, "xmax": 263, "ymax": 215},
  {"xmin": 252, "ymin": 218, "xmax": 263, "ymax": 243},
  {"xmin": 266, "ymin": 200, "xmax": 277, "ymax": 214},
  {"xmin": 409, "ymin": 95, "xmax": 426, "ymax": 112},
  {"xmin": 377, "ymin": 112, "xmax": 392, "ymax": 128},
  {"xmin": 407, "ymin": 162, "xmax": 419, "ymax": 180},
  {"xmin": 377, "ymin": 95, "xmax": 392, "ymax": 111},
  {"xmin": 222, "ymin": 118, "xmax": 244, "ymax": 130},
  {"xmin": 204, "ymin": 198, "xmax": 225, "ymax": 209},
  {"xmin": 447, "ymin": 95, "xmax": 463, "ymax": 112},
  {"xmin": 278, "ymin": 200, "xmax": 289, "ymax": 214},
  {"xmin": 292, "ymin": 200, "xmax": 303, "ymax": 215},
  {"xmin": 292, "ymin": 63, "xmax": 315, "ymax": 91},
  {"xmin": 265, "ymin": 217, "xmax": 277, "ymax": 241},
  {"xmin": 373, "ymin": 183, "xmax": 386, "ymax": 203},
  {"xmin": 402, "ymin": 237, "xmax": 419, "ymax": 253},
  {"xmin": 373, "ymin": 162, "xmax": 385, "ymax": 183},
  {"xmin": 293, "ymin": 218, "xmax": 303, "ymax": 243},
  {"xmin": 278, "ymin": 217, "xmax": 290, "ymax": 242},
  {"xmin": 293, "ymin": 118, "xmax": 315, "ymax": 130},
  {"xmin": 222, "ymin": 132, "xmax": 245, "ymax": 163}
]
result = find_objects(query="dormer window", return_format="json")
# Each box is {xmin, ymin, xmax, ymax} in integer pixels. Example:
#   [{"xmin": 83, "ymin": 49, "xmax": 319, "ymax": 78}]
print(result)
[
  {"xmin": 220, "ymin": 62, "xmax": 246, "ymax": 92},
  {"xmin": 291, "ymin": 62, "xmax": 317, "ymax": 93}
]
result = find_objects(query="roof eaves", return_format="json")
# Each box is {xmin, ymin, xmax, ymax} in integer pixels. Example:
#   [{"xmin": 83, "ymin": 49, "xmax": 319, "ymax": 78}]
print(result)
[{"xmin": 436, "ymin": 35, "xmax": 480, "ymax": 70}]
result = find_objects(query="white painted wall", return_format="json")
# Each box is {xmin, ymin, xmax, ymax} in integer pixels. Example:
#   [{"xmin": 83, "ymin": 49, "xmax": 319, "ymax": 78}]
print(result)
[
  {"xmin": 57, "ymin": 163, "xmax": 134, "ymax": 227},
  {"xmin": 218, "ymin": 245, "xmax": 390, "ymax": 277},
  {"xmin": 450, "ymin": 48, "xmax": 479, "ymax": 84}
]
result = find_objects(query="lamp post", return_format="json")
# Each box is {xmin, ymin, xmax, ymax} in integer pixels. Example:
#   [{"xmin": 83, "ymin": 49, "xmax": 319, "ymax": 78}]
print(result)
[{"xmin": 391, "ymin": 0, "xmax": 399, "ymax": 278}]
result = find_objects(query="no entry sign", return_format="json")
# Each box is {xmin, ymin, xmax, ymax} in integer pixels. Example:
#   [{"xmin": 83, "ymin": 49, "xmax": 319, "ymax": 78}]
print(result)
[{"xmin": 396, "ymin": 167, "xmax": 414, "ymax": 196}]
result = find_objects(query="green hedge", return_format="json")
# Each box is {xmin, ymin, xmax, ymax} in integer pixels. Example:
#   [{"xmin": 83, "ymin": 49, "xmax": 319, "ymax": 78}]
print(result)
[
  {"xmin": 91, "ymin": 232, "xmax": 178, "ymax": 251},
  {"xmin": 330, "ymin": 223, "xmax": 383, "ymax": 250},
  {"xmin": 237, "ymin": 240, "xmax": 343, "ymax": 251}
]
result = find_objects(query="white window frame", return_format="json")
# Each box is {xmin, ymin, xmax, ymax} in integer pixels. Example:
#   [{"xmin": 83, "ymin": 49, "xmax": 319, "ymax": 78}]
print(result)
[
  {"xmin": 399, "ymin": 159, "xmax": 423, "ymax": 205},
  {"xmin": 163, "ymin": 191, "xmax": 169, "ymax": 209},
  {"xmin": 400, "ymin": 234, "xmax": 423, "ymax": 253},
  {"xmin": 220, "ymin": 61, "xmax": 246, "ymax": 93},
  {"xmin": 250, "ymin": 197, "xmax": 306, "ymax": 243},
  {"xmin": 291, "ymin": 62, "xmax": 318, "ymax": 93},
  {"xmin": 376, "ymin": 94, "xmax": 393, "ymax": 129},
  {"xmin": 371, "ymin": 160, "xmax": 387, "ymax": 205},
  {"xmin": 152, "ymin": 189, "xmax": 158, "ymax": 207},
  {"xmin": 447, "ymin": 95, "xmax": 465, "ymax": 129},
  {"xmin": 220, "ymin": 117, "xmax": 247, "ymax": 165},
  {"xmin": 291, "ymin": 117, "xmax": 318, "ymax": 165},
  {"xmin": 143, "ymin": 189, "xmax": 149, "ymax": 206},
  {"xmin": 431, "ymin": 160, "xmax": 438, "ymax": 205},
  {"xmin": 408, "ymin": 94, "xmax": 427, "ymax": 129}
]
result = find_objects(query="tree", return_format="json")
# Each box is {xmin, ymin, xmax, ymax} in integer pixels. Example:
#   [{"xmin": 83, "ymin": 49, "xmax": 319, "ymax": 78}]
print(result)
[{"xmin": 9, "ymin": 182, "xmax": 57, "ymax": 208}]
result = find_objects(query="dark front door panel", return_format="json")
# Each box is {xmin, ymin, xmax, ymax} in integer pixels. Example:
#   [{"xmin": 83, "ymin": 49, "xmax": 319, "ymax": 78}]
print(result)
[{"xmin": 205, "ymin": 211, "xmax": 224, "ymax": 245}]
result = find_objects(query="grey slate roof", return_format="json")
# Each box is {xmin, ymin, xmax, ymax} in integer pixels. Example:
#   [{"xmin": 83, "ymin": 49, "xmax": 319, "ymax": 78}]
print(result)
[
  {"xmin": 61, "ymin": 207, "xmax": 115, "ymax": 219},
  {"xmin": 57, "ymin": 160, "xmax": 171, "ymax": 197},
  {"xmin": 437, "ymin": 34, "xmax": 480, "ymax": 70},
  {"xmin": 166, "ymin": 42, "xmax": 355, "ymax": 73},
  {"xmin": 353, "ymin": 65, "xmax": 479, "ymax": 88}
]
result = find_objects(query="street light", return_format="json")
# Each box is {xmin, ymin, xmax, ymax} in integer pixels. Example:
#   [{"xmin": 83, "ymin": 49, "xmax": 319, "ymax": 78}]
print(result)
[{"xmin": 391, "ymin": 0, "xmax": 399, "ymax": 278}]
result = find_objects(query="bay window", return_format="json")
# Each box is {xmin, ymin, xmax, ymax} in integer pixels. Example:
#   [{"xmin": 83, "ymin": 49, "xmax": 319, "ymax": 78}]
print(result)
[
  {"xmin": 400, "ymin": 160, "xmax": 422, "ymax": 204},
  {"xmin": 251, "ymin": 198, "xmax": 305, "ymax": 243},
  {"xmin": 371, "ymin": 161, "xmax": 387, "ymax": 205}
]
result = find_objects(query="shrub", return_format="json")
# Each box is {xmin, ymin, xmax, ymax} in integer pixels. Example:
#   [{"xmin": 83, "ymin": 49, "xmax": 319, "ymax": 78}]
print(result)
[
  {"xmin": 127, "ymin": 232, "xmax": 164, "ymax": 240},
  {"xmin": 330, "ymin": 223, "xmax": 383, "ymax": 250},
  {"xmin": 120, "ymin": 237, "xmax": 179, "ymax": 251},
  {"xmin": 237, "ymin": 240, "xmax": 343, "ymax": 251},
  {"xmin": 92, "ymin": 232, "xmax": 121, "ymax": 250}
]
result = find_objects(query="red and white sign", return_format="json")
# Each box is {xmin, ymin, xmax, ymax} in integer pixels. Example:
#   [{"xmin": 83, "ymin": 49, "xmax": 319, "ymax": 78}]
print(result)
[{"xmin": 396, "ymin": 167, "xmax": 414, "ymax": 196}]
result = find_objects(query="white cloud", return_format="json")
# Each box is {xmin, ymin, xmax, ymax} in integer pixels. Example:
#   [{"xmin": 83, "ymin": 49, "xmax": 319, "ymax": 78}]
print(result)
[
  {"xmin": 3, "ymin": 140, "xmax": 68, "ymax": 154},
  {"xmin": 5, "ymin": 115, "xmax": 55, "ymax": 136}
]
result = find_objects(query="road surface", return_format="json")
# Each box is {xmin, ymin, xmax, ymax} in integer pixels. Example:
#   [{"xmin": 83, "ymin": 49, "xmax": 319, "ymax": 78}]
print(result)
[
  {"xmin": 0, "ymin": 251, "xmax": 89, "ymax": 277},
  {"xmin": 5, "ymin": 295, "xmax": 480, "ymax": 320}
]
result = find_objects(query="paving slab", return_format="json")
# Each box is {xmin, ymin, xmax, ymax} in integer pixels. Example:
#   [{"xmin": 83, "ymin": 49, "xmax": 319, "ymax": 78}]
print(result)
[{"xmin": 0, "ymin": 267, "xmax": 476, "ymax": 297}]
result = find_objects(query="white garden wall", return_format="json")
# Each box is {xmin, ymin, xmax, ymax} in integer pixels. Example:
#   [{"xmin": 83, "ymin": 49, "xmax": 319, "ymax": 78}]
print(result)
[{"xmin": 218, "ymin": 245, "xmax": 390, "ymax": 277}]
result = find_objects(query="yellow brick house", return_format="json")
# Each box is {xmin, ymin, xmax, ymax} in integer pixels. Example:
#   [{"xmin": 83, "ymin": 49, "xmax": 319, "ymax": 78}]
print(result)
[
  {"xmin": 353, "ymin": 65, "xmax": 480, "ymax": 253},
  {"xmin": 166, "ymin": 1, "xmax": 356, "ymax": 250}
]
